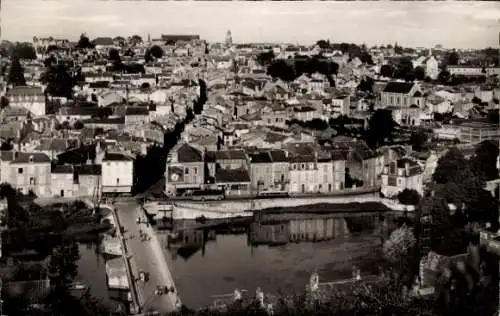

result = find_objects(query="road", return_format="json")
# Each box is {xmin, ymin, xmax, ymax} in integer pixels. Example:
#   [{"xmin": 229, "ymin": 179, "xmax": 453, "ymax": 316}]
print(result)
[{"xmin": 113, "ymin": 200, "xmax": 180, "ymax": 314}]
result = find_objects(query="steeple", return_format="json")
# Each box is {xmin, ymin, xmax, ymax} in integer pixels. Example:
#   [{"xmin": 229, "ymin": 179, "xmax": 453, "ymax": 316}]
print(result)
[
  {"xmin": 225, "ymin": 30, "xmax": 232, "ymax": 47},
  {"xmin": 147, "ymin": 33, "xmax": 151, "ymax": 43}
]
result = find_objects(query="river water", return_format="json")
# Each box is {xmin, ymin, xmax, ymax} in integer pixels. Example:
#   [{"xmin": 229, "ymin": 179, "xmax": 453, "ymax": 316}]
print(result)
[
  {"xmin": 157, "ymin": 213, "xmax": 387, "ymax": 309},
  {"xmin": 76, "ymin": 212, "xmax": 388, "ymax": 311}
]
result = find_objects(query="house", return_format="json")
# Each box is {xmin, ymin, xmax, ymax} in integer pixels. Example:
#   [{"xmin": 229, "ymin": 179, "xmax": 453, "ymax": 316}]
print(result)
[
  {"xmin": 293, "ymin": 105, "xmax": 323, "ymax": 122},
  {"xmin": 7, "ymin": 151, "xmax": 51, "ymax": 197},
  {"xmin": 287, "ymin": 143, "xmax": 337, "ymax": 194},
  {"xmin": 75, "ymin": 164, "xmax": 102, "ymax": 198},
  {"xmin": 6, "ymin": 86, "xmax": 46, "ymax": 116},
  {"xmin": 165, "ymin": 143, "xmax": 205, "ymax": 196},
  {"xmin": 214, "ymin": 168, "xmax": 251, "ymax": 196},
  {"xmin": 51, "ymin": 164, "xmax": 75, "ymax": 197},
  {"xmin": 124, "ymin": 106, "xmax": 150, "ymax": 125},
  {"xmin": 381, "ymin": 157, "xmax": 424, "ymax": 198},
  {"xmin": 248, "ymin": 149, "xmax": 290, "ymax": 193},
  {"xmin": 215, "ymin": 149, "xmax": 249, "ymax": 170},
  {"xmin": 346, "ymin": 142, "xmax": 381, "ymax": 188},
  {"xmin": 412, "ymin": 50, "xmax": 439, "ymax": 80},
  {"xmin": 330, "ymin": 94, "xmax": 351, "ymax": 116},
  {"xmin": 101, "ymin": 152, "xmax": 134, "ymax": 194},
  {"xmin": 381, "ymin": 82, "xmax": 425, "ymax": 109}
]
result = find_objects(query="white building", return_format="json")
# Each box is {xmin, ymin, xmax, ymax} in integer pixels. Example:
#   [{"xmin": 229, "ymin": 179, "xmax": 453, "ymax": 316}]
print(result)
[
  {"xmin": 5, "ymin": 86, "xmax": 46, "ymax": 116},
  {"xmin": 381, "ymin": 157, "xmax": 424, "ymax": 198},
  {"xmin": 101, "ymin": 152, "xmax": 134, "ymax": 194}
]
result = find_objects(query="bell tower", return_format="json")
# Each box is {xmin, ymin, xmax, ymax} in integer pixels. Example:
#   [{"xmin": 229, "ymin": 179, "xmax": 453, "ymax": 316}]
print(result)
[{"xmin": 225, "ymin": 30, "xmax": 232, "ymax": 47}]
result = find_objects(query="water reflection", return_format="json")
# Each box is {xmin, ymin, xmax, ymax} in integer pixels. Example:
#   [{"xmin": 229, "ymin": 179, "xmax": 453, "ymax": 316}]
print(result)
[{"xmin": 158, "ymin": 212, "xmax": 385, "ymax": 309}]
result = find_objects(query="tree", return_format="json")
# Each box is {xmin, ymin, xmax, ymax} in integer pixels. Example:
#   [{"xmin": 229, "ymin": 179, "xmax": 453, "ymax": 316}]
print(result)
[
  {"xmin": 444, "ymin": 51, "xmax": 460, "ymax": 66},
  {"xmin": 77, "ymin": 33, "xmax": 93, "ymax": 49},
  {"xmin": 113, "ymin": 36, "xmax": 126, "ymax": 47},
  {"xmin": 267, "ymin": 59, "xmax": 296, "ymax": 82},
  {"xmin": 394, "ymin": 58, "xmax": 414, "ymax": 81},
  {"xmin": 397, "ymin": 189, "xmax": 421, "ymax": 205},
  {"xmin": 365, "ymin": 109, "xmax": 397, "ymax": 148},
  {"xmin": 256, "ymin": 50, "xmax": 275, "ymax": 66},
  {"xmin": 1, "ymin": 96, "xmax": 9, "ymax": 109},
  {"xmin": 380, "ymin": 64, "xmax": 394, "ymax": 78},
  {"xmin": 316, "ymin": 39, "xmax": 331, "ymax": 49},
  {"xmin": 145, "ymin": 45, "xmax": 164, "ymax": 62},
  {"xmin": 73, "ymin": 120, "xmax": 84, "ymax": 130},
  {"xmin": 414, "ymin": 66, "xmax": 425, "ymax": 81},
  {"xmin": 383, "ymin": 224, "xmax": 417, "ymax": 283},
  {"xmin": 8, "ymin": 56, "xmax": 26, "ymax": 86},
  {"xmin": 108, "ymin": 48, "xmax": 121, "ymax": 63},
  {"xmin": 438, "ymin": 69, "xmax": 451, "ymax": 85},
  {"xmin": 129, "ymin": 35, "xmax": 143, "ymax": 46},
  {"xmin": 356, "ymin": 76, "xmax": 374, "ymax": 93},
  {"xmin": 409, "ymin": 130, "xmax": 428, "ymax": 151},
  {"xmin": 469, "ymin": 140, "xmax": 499, "ymax": 181},
  {"xmin": 47, "ymin": 238, "xmax": 80, "ymax": 287},
  {"xmin": 41, "ymin": 64, "xmax": 75, "ymax": 98},
  {"xmin": 12, "ymin": 43, "xmax": 37, "ymax": 59}
]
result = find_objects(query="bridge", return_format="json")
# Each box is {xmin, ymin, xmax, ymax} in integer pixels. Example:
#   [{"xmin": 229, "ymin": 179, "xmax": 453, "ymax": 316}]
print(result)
[{"xmin": 110, "ymin": 200, "xmax": 182, "ymax": 315}]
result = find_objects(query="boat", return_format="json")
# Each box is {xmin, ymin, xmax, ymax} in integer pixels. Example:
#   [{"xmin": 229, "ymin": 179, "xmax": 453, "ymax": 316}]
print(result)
[{"xmin": 70, "ymin": 281, "xmax": 88, "ymax": 291}]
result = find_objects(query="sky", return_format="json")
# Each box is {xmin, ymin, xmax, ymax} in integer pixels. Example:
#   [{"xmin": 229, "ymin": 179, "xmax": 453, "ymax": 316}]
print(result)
[{"xmin": 2, "ymin": 0, "xmax": 500, "ymax": 49}]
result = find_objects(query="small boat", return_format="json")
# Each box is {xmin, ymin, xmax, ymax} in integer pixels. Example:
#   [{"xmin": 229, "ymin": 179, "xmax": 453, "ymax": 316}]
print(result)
[{"xmin": 70, "ymin": 281, "xmax": 88, "ymax": 291}]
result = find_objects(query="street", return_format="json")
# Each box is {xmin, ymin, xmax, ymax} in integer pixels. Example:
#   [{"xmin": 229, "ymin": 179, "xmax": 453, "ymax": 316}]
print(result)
[{"xmin": 113, "ymin": 200, "xmax": 179, "ymax": 314}]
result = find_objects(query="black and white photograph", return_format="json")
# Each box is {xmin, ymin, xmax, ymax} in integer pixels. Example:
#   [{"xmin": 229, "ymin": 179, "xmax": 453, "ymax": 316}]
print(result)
[{"xmin": 0, "ymin": 0, "xmax": 499, "ymax": 315}]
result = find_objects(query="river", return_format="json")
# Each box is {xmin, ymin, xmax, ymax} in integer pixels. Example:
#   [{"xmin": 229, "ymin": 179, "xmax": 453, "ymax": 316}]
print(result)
[{"xmin": 157, "ymin": 213, "xmax": 388, "ymax": 309}]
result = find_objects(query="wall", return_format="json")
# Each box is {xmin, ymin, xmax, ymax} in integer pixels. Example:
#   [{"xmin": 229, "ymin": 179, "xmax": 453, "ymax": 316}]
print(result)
[
  {"xmin": 102, "ymin": 160, "xmax": 134, "ymax": 188},
  {"xmin": 9, "ymin": 163, "xmax": 51, "ymax": 197}
]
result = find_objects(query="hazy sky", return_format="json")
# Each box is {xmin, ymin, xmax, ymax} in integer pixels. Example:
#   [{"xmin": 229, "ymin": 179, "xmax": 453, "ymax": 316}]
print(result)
[{"xmin": 3, "ymin": 1, "xmax": 500, "ymax": 48}]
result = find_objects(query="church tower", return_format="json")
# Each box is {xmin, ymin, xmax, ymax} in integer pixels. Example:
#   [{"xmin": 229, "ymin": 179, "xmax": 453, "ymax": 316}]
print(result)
[{"xmin": 225, "ymin": 30, "xmax": 232, "ymax": 47}]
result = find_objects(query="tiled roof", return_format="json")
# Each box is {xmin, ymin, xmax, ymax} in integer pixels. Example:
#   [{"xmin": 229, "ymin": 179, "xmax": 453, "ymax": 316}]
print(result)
[
  {"xmin": 216, "ymin": 150, "xmax": 247, "ymax": 160},
  {"xmin": 93, "ymin": 37, "xmax": 114, "ymax": 46},
  {"xmin": 6, "ymin": 86, "xmax": 44, "ymax": 96},
  {"xmin": 269, "ymin": 150, "xmax": 288, "ymax": 162},
  {"xmin": 125, "ymin": 107, "xmax": 149, "ymax": 116},
  {"xmin": 289, "ymin": 155, "xmax": 315, "ymax": 163},
  {"xmin": 215, "ymin": 168, "xmax": 251, "ymax": 183},
  {"xmin": 52, "ymin": 164, "xmax": 74, "ymax": 174},
  {"xmin": 82, "ymin": 117, "xmax": 125, "ymax": 124},
  {"xmin": 10, "ymin": 152, "xmax": 51, "ymax": 164},
  {"xmin": 78, "ymin": 164, "xmax": 102, "ymax": 175},
  {"xmin": 103, "ymin": 152, "xmax": 133, "ymax": 161},
  {"xmin": 249, "ymin": 151, "xmax": 272, "ymax": 163},
  {"xmin": 177, "ymin": 144, "xmax": 203, "ymax": 163},
  {"xmin": 383, "ymin": 82, "xmax": 414, "ymax": 94}
]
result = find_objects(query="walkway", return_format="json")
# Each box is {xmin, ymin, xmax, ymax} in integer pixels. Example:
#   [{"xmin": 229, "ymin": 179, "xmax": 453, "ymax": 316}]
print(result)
[{"xmin": 113, "ymin": 200, "xmax": 181, "ymax": 314}]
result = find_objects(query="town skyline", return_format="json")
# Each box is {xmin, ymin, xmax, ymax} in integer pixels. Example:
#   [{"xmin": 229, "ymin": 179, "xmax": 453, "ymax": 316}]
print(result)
[{"xmin": 3, "ymin": 1, "xmax": 500, "ymax": 49}]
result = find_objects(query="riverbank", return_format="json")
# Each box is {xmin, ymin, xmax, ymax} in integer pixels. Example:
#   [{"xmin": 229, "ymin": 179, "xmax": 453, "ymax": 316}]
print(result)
[{"xmin": 168, "ymin": 194, "xmax": 413, "ymax": 220}]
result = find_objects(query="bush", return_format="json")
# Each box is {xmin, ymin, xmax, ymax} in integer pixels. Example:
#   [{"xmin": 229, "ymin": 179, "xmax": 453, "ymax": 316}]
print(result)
[{"xmin": 397, "ymin": 189, "xmax": 421, "ymax": 205}]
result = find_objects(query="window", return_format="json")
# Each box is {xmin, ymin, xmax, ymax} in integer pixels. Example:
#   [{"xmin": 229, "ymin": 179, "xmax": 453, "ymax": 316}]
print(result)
[
  {"xmin": 390, "ymin": 96, "xmax": 394, "ymax": 104},
  {"xmin": 116, "ymin": 178, "xmax": 120, "ymax": 185},
  {"xmin": 18, "ymin": 168, "xmax": 23, "ymax": 174},
  {"xmin": 185, "ymin": 168, "xmax": 189, "ymax": 175},
  {"xmin": 328, "ymin": 184, "xmax": 332, "ymax": 192},
  {"xmin": 194, "ymin": 167, "xmax": 198, "ymax": 174},
  {"xmin": 301, "ymin": 164, "xmax": 305, "ymax": 170},
  {"xmin": 29, "ymin": 177, "xmax": 35, "ymax": 185}
]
